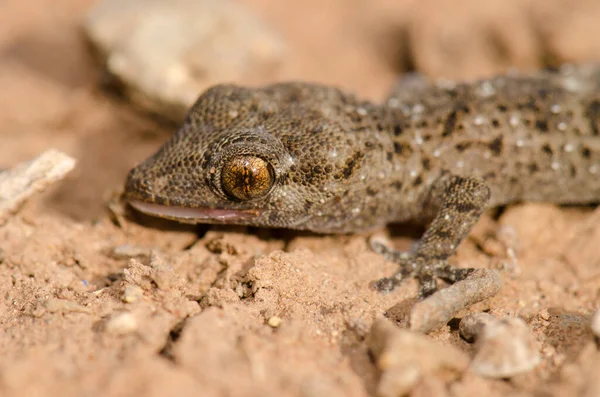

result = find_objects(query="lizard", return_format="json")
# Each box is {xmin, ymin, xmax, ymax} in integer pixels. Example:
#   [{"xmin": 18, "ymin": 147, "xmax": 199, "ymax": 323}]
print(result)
[{"xmin": 124, "ymin": 64, "xmax": 600, "ymax": 299}]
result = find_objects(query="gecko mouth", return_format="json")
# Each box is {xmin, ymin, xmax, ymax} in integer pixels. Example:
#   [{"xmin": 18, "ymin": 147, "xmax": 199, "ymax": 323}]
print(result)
[{"xmin": 128, "ymin": 200, "xmax": 260, "ymax": 222}]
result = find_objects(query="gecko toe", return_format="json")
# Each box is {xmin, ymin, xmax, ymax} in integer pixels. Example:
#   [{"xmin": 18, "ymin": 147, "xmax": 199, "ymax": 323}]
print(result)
[
  {"xmin": 373, "ymin": 276, "xmax": 402, "ymax": 293},
  {"xmin": 369, "ymin": 238, "xmax": 412, "ymax": 263},
  {"xmin": 435, "ymin": 266, "xmax": 475, "ymax": 283},
  {"xmin": 417, "ymin": 273, "xmax": 438, "ymax": 299}
]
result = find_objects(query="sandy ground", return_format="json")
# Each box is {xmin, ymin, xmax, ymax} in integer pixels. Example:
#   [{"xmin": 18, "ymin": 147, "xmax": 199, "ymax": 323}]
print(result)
[{"xmin": 1, "ymin": 0, "xmax": 600, "ymax": 396}]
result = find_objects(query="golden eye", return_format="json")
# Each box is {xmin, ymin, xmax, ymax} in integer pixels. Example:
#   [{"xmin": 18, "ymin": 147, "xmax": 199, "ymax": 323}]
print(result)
[{"xmin": 221, "ymin": 156, "xmax": 275, "ymax": 201}]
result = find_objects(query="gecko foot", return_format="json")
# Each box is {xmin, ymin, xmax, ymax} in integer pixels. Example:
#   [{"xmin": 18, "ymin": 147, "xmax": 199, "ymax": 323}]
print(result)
[{"xmin": 370, "ymin": 239, "xmax": 474, "ymax": 299}]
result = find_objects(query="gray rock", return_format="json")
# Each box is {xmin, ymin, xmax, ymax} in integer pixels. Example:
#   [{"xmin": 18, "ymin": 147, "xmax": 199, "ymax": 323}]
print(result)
[
  {"xmin": 84, "ymin": 0, "xmax": 287, "ymax": 121},
  {"xmin": 460, "ymin": 313, "xmax": 540, "ymax": 378},
  {"xmin": 368, "ymin": 317, "xmax": 469, "ymax": 397}
]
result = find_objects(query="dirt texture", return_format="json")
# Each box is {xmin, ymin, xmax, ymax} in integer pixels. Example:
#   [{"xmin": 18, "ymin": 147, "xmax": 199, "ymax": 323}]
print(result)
[{"xmin": 1, "ymin": 0, "xmax": 599, "ymax": 396}]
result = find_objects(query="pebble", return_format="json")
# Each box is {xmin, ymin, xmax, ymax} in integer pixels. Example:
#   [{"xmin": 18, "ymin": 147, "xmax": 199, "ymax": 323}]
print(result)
[
  {"xmin": 410, "ymin": 269, "xmax": 502, "ymax": 333},
  {"xmin": 368, "ymin": 318, "xmax": 469, "ymax": 397},
  {"xmin": 459, "ymin": 312, "xmax": 496, "ymax": 342},
  {"xmin": 84, "ymin": 0, "xmax": 287, "ymax": 121},
  {"xmin": 104, "ymin": 311, "xmax": 138, "ymax": 335},
  {"xmin": 267, "ymin": 316, "xmax": 282, "ymax": 328},
  {"xmin": 591, "ymin": 308, "xmax": 600, "ymax": 338},
  {"xmin": 459, "ymin": 313, "xmax": 540, "ymax": 378},
  {"xmin": 122, "ymin": 284, "xmax": 144, "ymax": 303}
]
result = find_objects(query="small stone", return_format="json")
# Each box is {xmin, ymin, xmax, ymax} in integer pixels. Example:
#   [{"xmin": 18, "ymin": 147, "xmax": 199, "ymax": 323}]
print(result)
[
  {"xmin": 459, "ymin": 312, "xmax": 496, "ymax": 342},
  {"xmin": 267, "ymin": 316, "xmax": 282, "ymax": 328},
  {"xmin": 539, "ymin": 308, "xmax": 551, "ymax": 321},
  {"xmin": 122, "ymin": 284, "xmax": 144, "ymax": 303},
  {"xmin": 105, "ymin": 311, "xmax": 138, "ymax": 335},
  {"xmin": 368, "ymin": 318, "xmax": 469, "ymax": 397},
  {"xmin": 591, "ymin": 308, "xmax": 600, "ymax": 338},
  {"xmin": 460, "ymin": 313, "xmax": 540, "ymax": 378}
]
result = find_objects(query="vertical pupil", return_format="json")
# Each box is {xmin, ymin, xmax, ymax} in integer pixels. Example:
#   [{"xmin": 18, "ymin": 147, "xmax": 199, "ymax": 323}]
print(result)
[
  {"xmin": 246, "ymin": 160, "xmax": 256, "ymax": 192},
  {"xmin": 244, "ymin": 161, "xmax": 253, "ymax": 194}
]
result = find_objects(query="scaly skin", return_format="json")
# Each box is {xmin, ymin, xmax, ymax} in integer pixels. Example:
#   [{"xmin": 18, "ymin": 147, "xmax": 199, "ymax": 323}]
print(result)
[{"xmin": 125, "ymin": 64, "xmax": 600, "ymax": 298}]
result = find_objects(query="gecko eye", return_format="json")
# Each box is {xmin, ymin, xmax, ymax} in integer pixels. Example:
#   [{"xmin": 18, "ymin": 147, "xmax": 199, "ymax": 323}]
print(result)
[{"xmin": 221, "ymin": 155, "xmax": 275, "ymax": 201}]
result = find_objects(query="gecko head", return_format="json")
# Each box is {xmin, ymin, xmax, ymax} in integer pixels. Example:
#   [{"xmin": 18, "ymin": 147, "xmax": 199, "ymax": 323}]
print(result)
[
  {"xmin": 124, "ymin": 83, "xmax": 368, "ymax": 232},
  {"xmin": 124, "ymin": 119, "xmax": 291, "ymax": 226}
]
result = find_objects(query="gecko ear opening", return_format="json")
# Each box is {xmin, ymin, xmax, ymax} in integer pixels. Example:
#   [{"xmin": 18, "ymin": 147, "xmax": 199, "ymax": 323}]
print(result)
[{"xmin": 221, "ymin": 155, "xmax": 275, "ymax": 201}]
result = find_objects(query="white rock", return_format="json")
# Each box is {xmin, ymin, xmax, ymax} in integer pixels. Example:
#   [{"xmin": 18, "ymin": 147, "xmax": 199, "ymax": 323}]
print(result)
[{"xmin": 105, "ymin": 311, "xmax": 138, "ymax": 335}]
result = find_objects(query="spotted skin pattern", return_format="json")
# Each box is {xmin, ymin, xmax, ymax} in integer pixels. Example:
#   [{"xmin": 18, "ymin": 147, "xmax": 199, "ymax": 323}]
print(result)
[{"xmin": 125, "ymin": 64, "xmax": 600, "ymax": 298}]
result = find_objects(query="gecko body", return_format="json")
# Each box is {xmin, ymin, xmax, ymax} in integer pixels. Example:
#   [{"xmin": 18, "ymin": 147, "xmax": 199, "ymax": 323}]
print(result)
[{"xmin": 125, "ymin": 64, "xmax": 600, "ymax": 297}]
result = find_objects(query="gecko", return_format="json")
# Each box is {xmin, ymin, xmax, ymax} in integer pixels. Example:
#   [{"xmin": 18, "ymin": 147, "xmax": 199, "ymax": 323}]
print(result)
[{"xmin": 124, "ymin": 64, "xmax": 600, "ymax": 299}]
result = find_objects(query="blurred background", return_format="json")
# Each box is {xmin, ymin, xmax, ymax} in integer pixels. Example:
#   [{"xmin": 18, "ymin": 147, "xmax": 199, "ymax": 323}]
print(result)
[{"xmin": 1, "ymin": 0, "xmax": 599, "ymax": 221}]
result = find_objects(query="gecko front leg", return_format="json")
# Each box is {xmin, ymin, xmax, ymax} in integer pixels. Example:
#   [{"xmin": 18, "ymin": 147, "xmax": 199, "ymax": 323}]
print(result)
[{"xmin": 371, "ymin": 175, "xmax": 491, "ymax": 299}]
